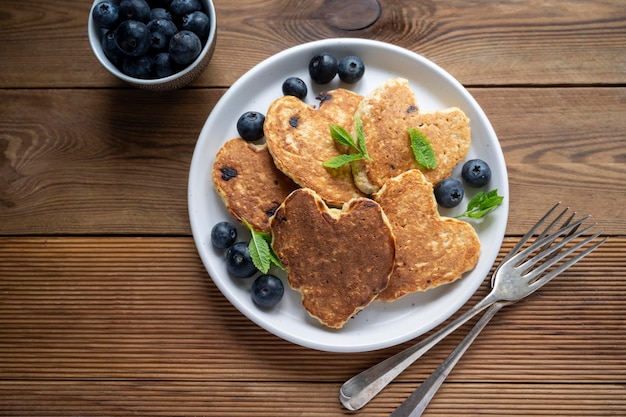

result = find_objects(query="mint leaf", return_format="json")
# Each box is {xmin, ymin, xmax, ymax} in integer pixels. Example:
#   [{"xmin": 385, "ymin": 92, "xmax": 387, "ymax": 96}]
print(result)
[
  {"xmin": 329, "ymin": 124, "xmax": 358, "ymax": 150},
  {"xmin": 243, "ymin": 219, "xmax": 278, "ymax": 274},
  {"xmin": 456, "ymin": 189, "xmax": 504, "ymax": 219},
  {"xmin": 258, "ymin": 228, "xmax": 283, "ymax": 269},
  {"xmin": 354, "ymin": 115, "xmax": 371, "ymax": 161},
  {"xmin": 408, "ymin": 128, "xmax": 437, "ymax": 170},
  {"xmin": 249, "ymin": 233, "xmax": 271, "ymax": 274},
  {"xmin": 243, "ymin": 219, "xmax": 284, "ymax": 272},
  {"xmin": 323, "ymin": 152, "xmax": 366, "ymax": 169},
  {"xmin": 324, "ymin": 115, "xmax": 371, "ymax": 168},
  {"xmin": 268, "ymin": 248, "xmax": 283, "ymax": 269}
]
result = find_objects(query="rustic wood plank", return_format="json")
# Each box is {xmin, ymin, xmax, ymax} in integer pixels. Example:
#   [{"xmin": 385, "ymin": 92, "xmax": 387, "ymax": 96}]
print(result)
[
  {"xmin": 0, "ymin": 381, "xmax": 623, "ymax": 416},
  {"xmin": 2, "ymin": 1, "xmax": 623, "ymax": 416},
  {"xmin": 2, "ymin": 88, "xmax": 625, "ymax": 235},
  {"xmin": 1, "ymin": 0, "xmax": 625, "ymax": 88},
  {"xmin": 1, "ymin": 237, "xmax": 624, "ymax": 383},
  {"xmin": 471, "ymin": 87, "xmax": 626, "ymax": 235},
  {"xmin": 0, "ymin": 88, "xmax": 223, "ymax": 235}
]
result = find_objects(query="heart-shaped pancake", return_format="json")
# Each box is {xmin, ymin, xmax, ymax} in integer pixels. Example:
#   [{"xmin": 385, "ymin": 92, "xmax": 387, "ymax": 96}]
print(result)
[
  {"xmin": 212, "ymin": 138, "xmax": 299, "ymax": 233},
  {"xmin": 373, "ymin": 169, "xmax": 480, "ymax": 302},
  {"xmin": 264, "ymin": 89, "xmax": 365, "ymax": 207},
  {"xmin": 270, "ymin": 188, "xmax": 396, "ymax": 328},
  {"xmin": 352, "ymin": 78, "xmax": 471, "ymax": 194}
]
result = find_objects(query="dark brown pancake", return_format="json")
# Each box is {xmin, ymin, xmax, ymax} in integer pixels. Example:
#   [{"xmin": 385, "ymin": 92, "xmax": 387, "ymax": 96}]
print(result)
[
  {"xmin": 270, "ymin": 188, "xmax": 396, "ymax": 328},
  {"xmin": 212, "ymin": 138, "xmax": 299, "ymax": 233}
]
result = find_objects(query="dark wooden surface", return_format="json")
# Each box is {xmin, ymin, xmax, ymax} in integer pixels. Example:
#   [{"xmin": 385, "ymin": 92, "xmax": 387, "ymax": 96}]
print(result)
[{"xmin": 1, "ymin": 0, "xmax": 625, "ymax": 415}]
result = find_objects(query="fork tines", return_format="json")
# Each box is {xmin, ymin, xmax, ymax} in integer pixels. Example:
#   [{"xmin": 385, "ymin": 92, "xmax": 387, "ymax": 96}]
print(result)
[{"xmin": 509, "ymin": 203, "xmax": 607, "ymax": 284}]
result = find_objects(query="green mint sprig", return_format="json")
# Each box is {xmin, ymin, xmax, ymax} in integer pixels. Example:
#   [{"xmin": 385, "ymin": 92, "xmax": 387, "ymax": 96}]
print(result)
[
  {"xmin": 243, "ymin": 219, "xmax": 283, "ymax": 274},
  {"xmin": 408, "ymin": 127, "xmax": 437, "ymax": 170},
  {"xmin": 323, "ymin": 115, "xmax": 371, "ymax": 169},
  {"xmin": 456, "ymin": 189, "xmax": 504, "ymax": 219}
]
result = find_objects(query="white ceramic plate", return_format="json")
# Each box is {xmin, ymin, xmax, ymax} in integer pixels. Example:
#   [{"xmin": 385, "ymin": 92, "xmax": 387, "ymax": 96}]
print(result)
[{"xmin": 188, "ymin": 38, "xmax": 509, "ymax": 352}]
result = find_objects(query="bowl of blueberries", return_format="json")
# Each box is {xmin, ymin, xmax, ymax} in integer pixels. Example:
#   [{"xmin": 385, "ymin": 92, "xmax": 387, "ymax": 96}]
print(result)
[{"xmin": 88, "ymin": 0, "xmax": 216, "ymax": 91}]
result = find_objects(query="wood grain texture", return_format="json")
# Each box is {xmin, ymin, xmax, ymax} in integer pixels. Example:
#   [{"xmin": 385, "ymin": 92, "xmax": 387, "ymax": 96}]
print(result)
[
  {"xmin": 2, "ymin": 87, "xmax": 625, "ymax": 235},
  {"xmin": 1, "ymin": 237, "xmax": 624, "ymax": 383},
  {"xmin": 0, "ymin": 381, "xmax": 624, "ymax": 416},
  {"xmin": 0, "ymin": 237, "xmax": 625, "ymax": 415},
  {"xmin": 1, "ymin": 0, "xmax": 625, "ymax": 88},
  {"xmin": 2, "ymin": 0, "xmax": 625, "ymax": 415},
  {"xmin": 0, "ymin": 88, "xmax": 221, "ymax": 235}
]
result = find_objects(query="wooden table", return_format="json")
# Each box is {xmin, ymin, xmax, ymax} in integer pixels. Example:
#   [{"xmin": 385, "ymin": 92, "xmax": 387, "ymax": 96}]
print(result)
[{"xmin": 1, "ymin": 0, "xmax": 625, "ymax": 415}]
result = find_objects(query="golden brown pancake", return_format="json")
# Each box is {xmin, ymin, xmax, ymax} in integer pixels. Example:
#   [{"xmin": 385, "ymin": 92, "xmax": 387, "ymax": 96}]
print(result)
[
  {"xmin": 264, "ymin": 89, "xmax": 366, "ymax": 207},
  {"xmin": 270, "ymin": 188, "xmax": 396, "ymax": 328},
  {"xmin": 373, "ymin": 169, "xmax": 480, "ymax": 302},
  {"xmin": 352, "ymin": 78, "xmax": 471, "ymax": 194},
  {"xmin": 212, "ymin": 138, "xmax": 299, "ymax": 233}
]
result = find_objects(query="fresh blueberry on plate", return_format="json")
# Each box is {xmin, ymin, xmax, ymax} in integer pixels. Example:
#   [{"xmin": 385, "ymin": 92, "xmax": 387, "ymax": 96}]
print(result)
[
  {"xmin": 237, "ymin": 111, "xmax": 266, "ymax": 142},
  {"xmin": 434, "ymin": 177, "xmax": 465, "ymax": 208},
  {"xmin": 251, "ymin": 274, "xmax": 284, "ymax": 308},
  {"xmin": 338, "ymin": 55, "xmax": 365, "ymax": 83},
  {"xmin": 309, "ymin": 52, "xmax": 338, "ymax": 84},
  {"xmin": 282, "ymin": 77, "xmax": 308, "ymax": 100},
  {"xmin": 211, "ymin": 221, "xmax": 237, "ymax": 249},
  {"xmin": 462, "ymin": 159, "xmax": 492, "ymax": 188},
  {"xmin": 226, "ymin": 242, "xmax": 258, "ymax": 278}
]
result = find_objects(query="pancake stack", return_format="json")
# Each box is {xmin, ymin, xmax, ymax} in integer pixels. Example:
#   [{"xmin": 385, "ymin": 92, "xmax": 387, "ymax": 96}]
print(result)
[{"xmin": 212, "ymin": 78, "xmax": 481, "ymax": 329}]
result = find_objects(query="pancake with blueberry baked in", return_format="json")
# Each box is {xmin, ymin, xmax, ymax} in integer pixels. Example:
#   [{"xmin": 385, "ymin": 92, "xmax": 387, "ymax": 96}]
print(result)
[
  {"xmin": 264, "ymin": 89, "xmax": 365, "ymax": 207},
  {"xmin": 212, "ymin": 137, "xmax": 299, "ymax": 233}
]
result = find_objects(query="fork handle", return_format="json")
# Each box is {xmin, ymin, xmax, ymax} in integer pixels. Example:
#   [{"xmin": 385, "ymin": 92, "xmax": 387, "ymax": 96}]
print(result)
[
  {"xmin": 339, "ymin": 293, "xmax": 498, "ymax": 411},
  {"xmin": 389, "ymin": 302, "xmax": 505, "ymax": 417}
]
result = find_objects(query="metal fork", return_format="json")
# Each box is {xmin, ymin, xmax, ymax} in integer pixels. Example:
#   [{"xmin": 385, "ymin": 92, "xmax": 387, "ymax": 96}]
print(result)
[{"xmin": 340, "ymin": 203, "xmax": 606, "ymax": 412}]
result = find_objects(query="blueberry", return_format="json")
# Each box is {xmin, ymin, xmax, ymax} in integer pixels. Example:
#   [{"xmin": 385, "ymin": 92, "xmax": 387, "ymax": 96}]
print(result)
[
  {"xmin": 236, "ymin": 111, "xmax": 265, "ymax": 142},
  {"xmin": 338, "ymin": 55, "xmax": 365, "ymax": 84},
  {"xmin": 226, "ymin": 242, "xmax": 258, "ymax": 278},
  {"xmin": 147, "ymin": 18, "xmax": 178, "ymax": 52},
  {"xmin": 251, "ymin": 274, "xmax": 284, "ymax": 308},
  {"xmin": 92, "ymin": 1, "xmax": 120, "ymax": 30},
  {"xmin": 122, "ymin": 55, "xmax": 153, "ymax": 79},
  {"xmin": 170, "ymin": 0, "xmax": 202, "ymax": 18},
  {"xmin": 101, "ymin": 30, "xmax": 124, "ymax": 67},
  {"xmin": 282, "ymin": 77, "xmax": 308, "ymax": 100},
  {"xmin": 169, "ymin": 30, "xmax": 202, "ymax": 65},
  {"xmin": 153, "ymin": 52, "xmax": 177, "ymax": 78},
  {"xmin": 149, "ymin": 7, "xmax": 172, "ymax": 21},
  {"xmin": 211, "ymin": 221, "xmax": 237, "ymax": 249},
  {"xmin": 461, "ymin": 159, "xmax": 492, "ymax": 188},
  {"xmin": 434, "ymin": 178, "xmax": 464, "ymax": 208},
  {"xmin": 309, "ymin": 52, "xmax": 338, "ymax": 84},
  {"xmin": 115, "ymin": 20, "xmax": 151, "ymax": 57},
  {"xmin": 182, "ymin": 11, "xmax": 210, "ymax": 43},
  {"xmin": 119, "ymin": 0, "xmax": 151, "ymax": 23}
]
